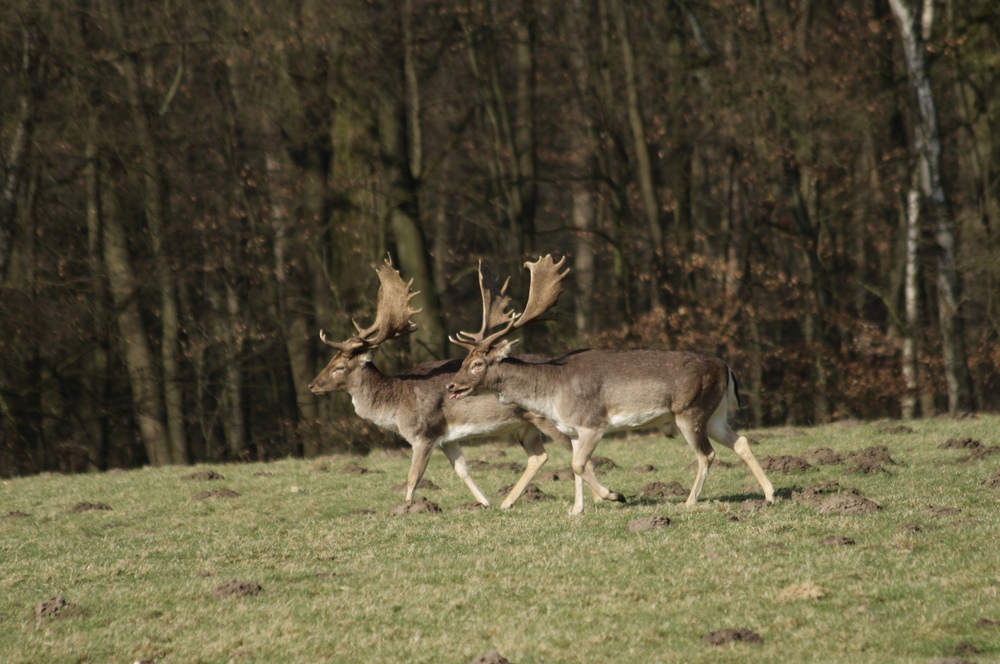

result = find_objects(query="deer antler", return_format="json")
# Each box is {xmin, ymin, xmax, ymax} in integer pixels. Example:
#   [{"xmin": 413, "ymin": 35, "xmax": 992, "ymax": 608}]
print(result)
[
  {"xmin": 450, "ymin": 255, "xmax": 569, "ymax": 352},
  {"xmin": 512, "ymin": 255, "xmax": 568, "ymax": 330},
  {"xmin": 318, "ymin": 256, "xmax": 421, "ymax": 355},
  {"xmin": 449, "ymin": 261, "xmax": 517, "ymax": 351}
]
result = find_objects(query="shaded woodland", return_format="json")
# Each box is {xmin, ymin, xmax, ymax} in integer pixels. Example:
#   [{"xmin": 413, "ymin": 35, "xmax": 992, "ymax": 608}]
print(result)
[{"xmin": 2, "ymin": 0, "xmax": 999, "ymax": 474}]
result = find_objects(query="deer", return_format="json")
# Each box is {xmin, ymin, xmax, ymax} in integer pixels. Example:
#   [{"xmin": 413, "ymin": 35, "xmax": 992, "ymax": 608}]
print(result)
[
  {"xmin": 446, "ymin": 255, "xmax": 776, "ymax": 516},
  {"xmin": 308, "ymin": 257, "xmax": 614, "ymax": 509}
]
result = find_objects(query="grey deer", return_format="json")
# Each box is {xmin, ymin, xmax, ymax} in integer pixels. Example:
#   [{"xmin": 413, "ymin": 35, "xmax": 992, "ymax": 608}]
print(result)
[
  {"xmin": 308, "ymin": 257, "xmax": 612, "ymax": 508},
  {"xmin": 446, "ymin": 255, "xmax": 775, "ymax": 515}
]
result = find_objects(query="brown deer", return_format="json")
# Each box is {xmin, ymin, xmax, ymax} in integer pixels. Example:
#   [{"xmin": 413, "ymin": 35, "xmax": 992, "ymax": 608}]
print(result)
[
  {"xmin": 308, "ymin": 257, "xmax": 612, "ymax": 508},
  {"xmin": 446, "ymin": 255, "xmax": 775, "ymax": 515}
]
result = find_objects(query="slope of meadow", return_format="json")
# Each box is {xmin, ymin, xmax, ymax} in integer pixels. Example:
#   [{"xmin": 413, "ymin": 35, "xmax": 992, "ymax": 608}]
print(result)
[{"xmin": 2, "ymin": 416, "xmax": 999, "ymax": 663}]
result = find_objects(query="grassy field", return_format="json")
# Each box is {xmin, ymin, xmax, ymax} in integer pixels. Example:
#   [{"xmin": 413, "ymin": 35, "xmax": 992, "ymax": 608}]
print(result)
[{"xmin": 3, "ymin": 416, "xmax": 1000, "ymax": 663}]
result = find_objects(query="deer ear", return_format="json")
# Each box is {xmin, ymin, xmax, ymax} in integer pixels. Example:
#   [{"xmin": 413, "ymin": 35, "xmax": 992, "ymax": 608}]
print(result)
[{"xmin": 495, "ymin": 338, "xmax": 520, "ymax": 358}]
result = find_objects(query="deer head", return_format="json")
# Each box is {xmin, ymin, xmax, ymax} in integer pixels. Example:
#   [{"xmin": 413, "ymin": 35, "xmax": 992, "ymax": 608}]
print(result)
[
  {"xmin": 309, "ymin": 257, "xmax": 421, "ymax": 394},
  {"xmin": 447, "ymin": 255, "xmax": 568, "ymax": 399}
]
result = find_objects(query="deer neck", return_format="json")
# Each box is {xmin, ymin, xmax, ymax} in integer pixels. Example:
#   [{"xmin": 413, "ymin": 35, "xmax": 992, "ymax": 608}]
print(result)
[
  {"xmin": 492, "ymin": 358, "xmax": 562, "ymax": 419},
  {"xmin": 348, "ymin": 361, "xmax": 408, "ymax": 433}
]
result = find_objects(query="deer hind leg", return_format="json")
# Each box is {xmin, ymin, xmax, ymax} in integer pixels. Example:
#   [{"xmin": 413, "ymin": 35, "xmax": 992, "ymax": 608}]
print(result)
[
  {"xmin": 675, "ymin": 416, "xmax": 716, "ymax": 507},
  {"xmin": 500, "ymin": 426, "xmax": 549, "ymax": 509},
  {"xmin": 569, "ymin": 428, "xmax": 625, "ymax": 516},
  {"xmin": 441, "ymin": 442, "xmax": 491, "ymax": 507},
  {"xmin": 404, "ymin": 440, "xmax": 436, "ymax": 503},
  {"xmin": 706, "ymin": 413, "xmax": 775, "ymax": 504}
]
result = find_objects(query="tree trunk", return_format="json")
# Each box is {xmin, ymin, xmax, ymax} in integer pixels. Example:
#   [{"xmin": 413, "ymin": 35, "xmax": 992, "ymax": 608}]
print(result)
[
  {"xmin": 104, "ymin": 0, "xmax": 188, "ymax": 462},
  {"xmin": 612, "ymin": 0, "xmax": 664, "ymax": 310},
  {"xmin": 901, "ymin": 177, "xmax": 920, "ymax": 419},
  {"xmin": 84, "ymin": 106, "xmax": 110, "ymax": 468},
  {"xmin": 0, "ymin": 23, "xmax": 41, "ymax": 283},
  {"xmin": 889, "ymin": 0, "xmax": 973, "ymax": 414},
  {"xmin": 264, "ymin": 146, "xmax": 319, "ymax": 455},
  {"xmin": 101, "ymin": 186, "xmax": 171, "ymax": 466},
  {"xmin": 513, "ymin": 0, "xmax": 538, "ymax": 256},
  {"xmin": 377, "ymin": 74, "xmax": 446, "ymax": 363}
]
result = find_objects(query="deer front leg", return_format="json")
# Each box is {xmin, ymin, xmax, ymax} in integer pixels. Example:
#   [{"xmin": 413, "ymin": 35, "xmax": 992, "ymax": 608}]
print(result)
[
  {"xmin": 500, "ymin": 430, "xmax": 548, "ymax": 509},
  {"xmin": 404, "ymin": 440, "xmax": 435, "ymax": 503},
  {"xmin": 569, "ymin": 428, "xmax": 625, "ymax": 516},
  {"xmin": 441, "ymin": 442, "xmax": 491, "ymax": 507}
]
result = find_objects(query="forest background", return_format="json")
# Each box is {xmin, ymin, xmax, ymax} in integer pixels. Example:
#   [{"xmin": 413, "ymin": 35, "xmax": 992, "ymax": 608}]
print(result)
[{"xmin": 1, "ymin": 0, "xmax": 998, "ymax": 475}]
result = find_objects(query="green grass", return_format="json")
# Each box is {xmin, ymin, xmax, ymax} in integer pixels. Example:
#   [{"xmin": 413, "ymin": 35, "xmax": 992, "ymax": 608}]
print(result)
[{"xmin": 3, "ymin": 416, "xmax": 1000, "ymax": 663}]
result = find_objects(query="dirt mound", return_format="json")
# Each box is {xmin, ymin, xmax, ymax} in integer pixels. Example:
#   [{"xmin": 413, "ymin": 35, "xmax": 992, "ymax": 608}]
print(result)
[
  {"xmin": 628, "ymin": 515, "xmax": 673, "ymax": 532},
  {"xmin": 940, "ymin": 437, "xmax": 981, "ymax": 449},
  {"xmin": 252, "ymin": 471, "xmax": 275, "ymax": 477},
  {"xmin": 739, "ymin": 499, "xmax": 770, "ymax": 512},
  {"xmin": 192, "ymin": 488, "xmax": 240, "ymax": 501},
  {"xmin": 212, "ymin": 580, "xmax": 262, "ymax": 598},
  {"xmin": 983, "ymin": 473, "xmax": 1000, "ymax": 488},
  {"xmin": 846, "ymin": 446, "xmax": 896, "ymax": 465},
  {"xmin": 687, "ymin": 459, "xmax": 734, "ymax": 470},
  {"xmin": 488, "ymin": 461, "xmax": 526, "ymax": 473},
  {"xmin": 389, "ymin": 497, "xmax": 441, "ymax": 515},
  {"xmin": 817, "ymin": 493, "xmax": 882, "ymax": 514},
  {"xmin": 71, "ymin": 501, "xmax": 112, "ymax": 512},
  {"xmin": 340, "ymin": 463, "xmax": 382, "ymax": 475},
  {"xmin": 450, "ymin": 502, "xmax": 487, "ymax": 512},
  {"xmin": 481, "ymin": 449, "xmax": 508, "ymax": 458},
  {"xmin": 470, "ymin": 652, "xmax": 511, "ymax": 664},
  {"xmin": 879, "ymin": 424, "xmax": 914, "ymax": 434},
  {"xmin": 921, "ymin": 505, "xmax": 962, "ymax": 518},
  {"xmin": 591, "ymin": 456, "xmax": 618, "ymax": 469},
  {"xmin": 640, "ymin": 481, "xmax": 688, "ymax": 499},
  {"xmin": 703, "ymin": 628, "xmax": 763, "ymax": 645},
  {"xmin": 792, "ymin": 480, "xmax": 844, "ymax": 506},
  {"xmin": 465, "ymin": 460, "xmax": 492, "ymax": 470},
  {"xmin": 801, "ymin": 448, "xmax": 842, "ymax": 465},
  {"xmin": 843, "ymin": 446, "xmax": 896, "ymax": 474},
  {"xmin": 820, "ymin": 535, "xmax": 855, "ymax": 546},
  {"xmin": 392, "ymin": 479, "xmax": 440, "ymax": 492},
  {"xmin": 536, "ymin": 468, "xmax": 575, "ymax": 482},
  {"xmin": 759, "ymin": 455, "xmax": 814, "ymax": 472},
  {"xmin": 35, "ymin": 595, "xmax": 84, "ymax": 619},
  {"xmin": 4, "ymin": 511, "xmax": 30, "ymax": 518},
  {"xmin": 957, "ymin": 446, "xmax": 1000, "ymax": 463},
  {"xmin": 497, "ymin": 483, "xmax": 553, "ymax": 501},
  {"xmin": 183, "ymin": 470, "xmax": 224, "ymax": 481},
  {"xmin": 632, "ymin": 464, "xmax": 656, "ymax": 474}
]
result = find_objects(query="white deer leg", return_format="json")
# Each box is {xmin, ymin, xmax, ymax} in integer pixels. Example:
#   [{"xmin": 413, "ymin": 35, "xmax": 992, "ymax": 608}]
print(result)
[
  {"xmin": 676, "ymin": 417, "xmax": 715, "ymax": 507},
  {"xmin": 442, "ymin": 442, "xmax": 490, "ymax": 507},
  {"xmin": 708, "ymin": 416, "xmax": 774, "ymax": 504},
  {"xmin": 569, "ymin": 428, "xmax": 624, "ymax": 515},
  {"xmin": 404, "ymin": 441, "xmax": 435, "ymax": 503},
  {"xmin": 500, "ymin": 429, "xmax": 548, "ymax": 509}
]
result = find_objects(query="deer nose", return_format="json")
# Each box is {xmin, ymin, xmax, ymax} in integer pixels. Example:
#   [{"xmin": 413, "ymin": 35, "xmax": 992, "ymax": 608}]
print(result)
[{"xmin": 445, "ymin": 382, "xmax": 456, "ymax": 391}]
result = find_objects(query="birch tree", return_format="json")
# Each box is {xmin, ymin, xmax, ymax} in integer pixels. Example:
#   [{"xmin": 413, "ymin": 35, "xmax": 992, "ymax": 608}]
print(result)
[{"xmin": 889, "ymin": 0, "xmax": 973, "ymax": 414}]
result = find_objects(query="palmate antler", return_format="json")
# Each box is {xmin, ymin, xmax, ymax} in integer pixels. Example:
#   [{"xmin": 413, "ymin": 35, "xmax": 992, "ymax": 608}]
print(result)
[
  {"xmin": 319, "ymin": 256, "xmax": 421, "ymax": 355},
  {"xmin": 449, "ymin": 255, "xmax": 569, "ymax": 352}
]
